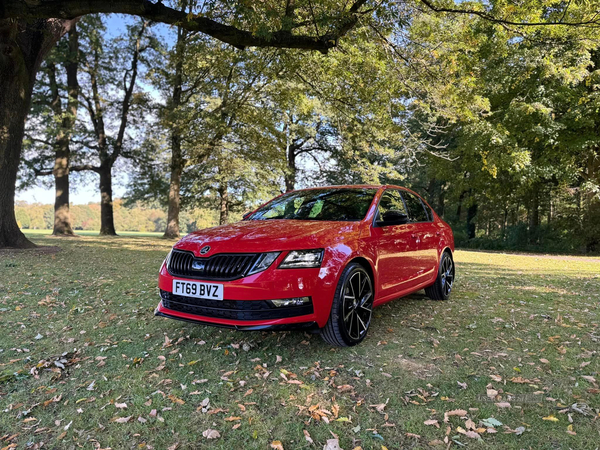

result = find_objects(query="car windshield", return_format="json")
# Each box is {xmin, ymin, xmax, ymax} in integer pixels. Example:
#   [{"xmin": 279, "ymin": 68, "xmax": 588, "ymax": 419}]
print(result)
[{"xmin": 249, "ymin": 188, "xmax": 378, "ymax": 222}]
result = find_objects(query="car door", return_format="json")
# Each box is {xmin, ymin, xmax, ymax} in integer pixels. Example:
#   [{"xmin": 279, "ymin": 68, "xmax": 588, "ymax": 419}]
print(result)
[
  {"xmin": 400, "ymin": 190, "xmax": 438, "ymax": 281},
  {"xmin": 370, "ymin": 189, "xmax": 422, "ymax": 299}
]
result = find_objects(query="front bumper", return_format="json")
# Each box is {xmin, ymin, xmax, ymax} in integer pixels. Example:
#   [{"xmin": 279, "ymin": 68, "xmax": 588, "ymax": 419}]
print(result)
[
  {"xmin": 154, "ymin": 305, "xmax": 318, "ymax": 331},
  {"xmin": 156, "ymin": 258, "xmax": 340, "ymax": 329}
]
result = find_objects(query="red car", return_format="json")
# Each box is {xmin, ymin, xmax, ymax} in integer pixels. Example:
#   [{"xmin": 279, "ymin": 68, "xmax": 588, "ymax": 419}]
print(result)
[{"xmin": 156, "ymin": 185, "xmax": 454, "ymax": 346}]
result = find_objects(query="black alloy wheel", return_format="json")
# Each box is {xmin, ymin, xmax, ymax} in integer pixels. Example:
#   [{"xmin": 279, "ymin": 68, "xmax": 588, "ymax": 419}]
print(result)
[{"xmin": 321, "ymin": 263, "xmax": 374, "ymax": 347}]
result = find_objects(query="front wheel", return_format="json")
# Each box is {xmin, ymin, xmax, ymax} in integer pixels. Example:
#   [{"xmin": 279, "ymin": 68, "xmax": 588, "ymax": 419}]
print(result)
[
  {"xmin": 425, "ymin": 251, "xmax": 455, "ymax": 301},
  {"xmin": 321, "ymin": 263, "xmax": 374, "ymax": 347}
]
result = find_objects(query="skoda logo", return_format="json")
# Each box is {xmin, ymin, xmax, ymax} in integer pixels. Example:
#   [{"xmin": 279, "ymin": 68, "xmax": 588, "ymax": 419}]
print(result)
[{"xmin": 200, "ymin": 245, "xmax": 211, "ymax": 255}]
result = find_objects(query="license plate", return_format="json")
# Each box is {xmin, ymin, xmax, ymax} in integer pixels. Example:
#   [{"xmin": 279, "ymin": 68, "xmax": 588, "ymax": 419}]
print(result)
[{"xmin": 172, "ymin": 279, "xmax": 223, "ymax": 300}]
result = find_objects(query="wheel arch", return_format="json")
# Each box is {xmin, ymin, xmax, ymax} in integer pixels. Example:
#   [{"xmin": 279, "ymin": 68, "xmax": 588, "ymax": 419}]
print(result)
[
  {"xmin": 442, "ymin": 246, "xmax": 453, "ymax": 258},
  {"xmin": 347, "ymin": 256, "xmax": 376, "ymax": 298}
]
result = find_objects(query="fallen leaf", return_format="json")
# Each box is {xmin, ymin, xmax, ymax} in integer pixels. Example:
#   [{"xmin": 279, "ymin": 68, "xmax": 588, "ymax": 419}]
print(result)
[
  {"xmin": 487, "ymin": 388, "xmax": 498, "ymax": 400},
  {"xmin": 543, "ymin": 415, "xmax": 559, "ymax": 422},
  {"xmin": 481, "ymin": 418, "xmax": 502, "ymax": 428},
  {"xmin": 115, "ymin": 402, "xmax": 127, "ymax": 409},
  {"xmin": 323, "ymin": 439, "xmax": 342, "ymax": 450},
  {"xmin": 270, "ymin": 441, "xmax": 284, "ymax": 450},
  {"xmin": 303, "ymin": 430, "xmax": 313, "ymax": 444},
  {"xmin": 168, "ymin": 394, "xmax": 185, "ymax": 405},
  {"xmin": 495, "ymin": 402, "xmax": 511, "ymax": 408},
  {"xmin": 202, "ymin": 429, "xmax": 220, "ymax": 439},
  {"xmin": 444, "ymin": 409, "xmax": 467, "ymax": 422},
  {"xmin": 424, "ymin": 419, "xmax": 440, "ymax": 428}
]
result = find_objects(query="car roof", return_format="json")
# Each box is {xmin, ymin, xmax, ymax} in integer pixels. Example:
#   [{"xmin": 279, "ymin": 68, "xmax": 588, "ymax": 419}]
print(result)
[{"xmin": 293, "ymin": 184, "xmax": 397, "ymax": 190}]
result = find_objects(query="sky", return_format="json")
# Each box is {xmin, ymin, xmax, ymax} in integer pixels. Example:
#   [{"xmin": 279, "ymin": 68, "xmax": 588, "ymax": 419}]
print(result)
[{"xmin": 17, "ymin": 14, "xmax": 174, "ymax": 206}]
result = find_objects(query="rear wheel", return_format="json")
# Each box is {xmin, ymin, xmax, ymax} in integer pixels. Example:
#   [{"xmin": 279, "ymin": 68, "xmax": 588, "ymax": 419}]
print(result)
[
  {"xmin": 321, "ymin": 263, "xmax": 374, "ymax": 347},
  {"xmin": 425, "ymin": 251, "xmax": 455, "ymax": 301}
]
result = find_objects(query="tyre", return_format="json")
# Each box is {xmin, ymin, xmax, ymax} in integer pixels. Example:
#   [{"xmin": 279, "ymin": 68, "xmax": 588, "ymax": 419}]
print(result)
[
  {"xmin": 321, "ymin": 263, "xmax": 374, "ymax": 347},
  {"xmin": 425, "ymin": 251, "xmax": 455, "ymax": 301}
]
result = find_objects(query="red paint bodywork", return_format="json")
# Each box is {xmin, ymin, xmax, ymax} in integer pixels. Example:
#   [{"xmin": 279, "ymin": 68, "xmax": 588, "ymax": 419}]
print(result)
[{"xmin": 156, "ymin": 185, "xmax": 454, "ymax": 329}]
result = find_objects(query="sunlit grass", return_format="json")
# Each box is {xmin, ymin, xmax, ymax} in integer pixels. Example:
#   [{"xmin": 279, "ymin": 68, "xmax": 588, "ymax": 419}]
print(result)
[{"xmin": 0, "ymin": 234, "xmax": 598, "ymax": 449}]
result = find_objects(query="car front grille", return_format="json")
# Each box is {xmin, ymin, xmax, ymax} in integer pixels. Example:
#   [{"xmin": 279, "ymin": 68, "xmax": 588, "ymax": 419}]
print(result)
[
  {"xmin": 159, "ymin": 290, "xmax": 313, "ymax": 321},
  {"xmin": 167, "ymin": 250, "xmax": 260, "ymax": 280}
]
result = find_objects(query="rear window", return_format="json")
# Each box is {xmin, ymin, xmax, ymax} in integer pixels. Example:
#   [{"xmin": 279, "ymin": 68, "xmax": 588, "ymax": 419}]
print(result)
[{"xmin": 401, "ymin": 191, "xmax": 430, "ymax": 223}]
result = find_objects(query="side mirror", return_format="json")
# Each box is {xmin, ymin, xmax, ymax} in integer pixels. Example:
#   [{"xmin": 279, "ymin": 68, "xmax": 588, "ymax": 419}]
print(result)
[
  {"xmin": 377, "ymin": 210, "xmax": 409, "ymax": 226},
  {"xmin": 242, "ymin": 211, "xmax": 253, "ymax": 220}
]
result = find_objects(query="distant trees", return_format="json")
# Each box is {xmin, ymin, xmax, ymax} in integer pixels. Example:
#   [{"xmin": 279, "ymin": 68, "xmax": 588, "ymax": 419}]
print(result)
[{"xmin": 13, "ymin": 200, "xmax": 213, "ymax": 233}]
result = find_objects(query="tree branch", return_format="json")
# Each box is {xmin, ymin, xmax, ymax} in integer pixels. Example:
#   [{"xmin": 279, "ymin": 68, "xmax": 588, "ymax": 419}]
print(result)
[
  {"xmin": 112, "ymin": 20, "xmax": 147, "ymax": 165},
  {"xmin": 3, "ymin": 0, "xmax": 371, "ymax": 52},
  {"xmin": 418, "ymin": 0, "xmax": 600, "ymax": 27},
  {"xmin": 33, "ymin": 168, "xmax": 54, "ymax": 176},
  {"xmin": 70, "ymin": 164, "xmax": 100, "ymax": 172}
]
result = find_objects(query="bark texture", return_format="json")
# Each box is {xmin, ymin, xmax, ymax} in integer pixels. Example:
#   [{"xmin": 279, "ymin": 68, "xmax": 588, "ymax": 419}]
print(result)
[
  {"xmin": 218, "ymin": 181, "xmax": 229, "ymax": 225},
  {"xmin": 163, "ymin": 19, "xmax": 187, "ymax": 239},
  {"xmin": 0, "ymin": 18, "xmax": 74, "ymax": 248}
]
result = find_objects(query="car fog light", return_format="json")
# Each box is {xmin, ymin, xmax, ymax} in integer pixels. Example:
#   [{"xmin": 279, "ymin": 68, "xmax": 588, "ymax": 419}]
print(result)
[{"xmin": 270, "ymin": 297, "xmax": 311, "ymax": 307}]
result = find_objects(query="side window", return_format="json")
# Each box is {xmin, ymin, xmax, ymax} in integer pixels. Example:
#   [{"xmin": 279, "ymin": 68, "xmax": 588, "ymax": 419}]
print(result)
[
  {"xmin": 422, "ymin": 201, "xmax": 433, "ymax": 221},
  {"xmin": 376, "ymin": 190, "xmax": 407, "ymax": 221},
  {"xmin": 401, "ymin": 192, "xmax": 429, "ymax": 223}
]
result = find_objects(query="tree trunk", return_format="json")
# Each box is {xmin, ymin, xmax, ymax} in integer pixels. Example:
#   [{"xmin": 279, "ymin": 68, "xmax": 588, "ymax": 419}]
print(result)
[
  {"xmin": 164, "ymin": 134, "xmax": 183, "ymax": 238},
  {"xmin": 0, "ymin": 19, "xmax": 73, "ymax": 248},
  {"xmin": 163, "ymin": 20, "xmax": 187, "ymax": 239},
  {"xmin": 528, "ymin": 183, "xmax": 540, "ymax": 243},
  {"xmin": 52, "ymin": 141, "xmax": 73, "ymax": 235},
  {"xmin": 466, "ymin": 198, "xmax": 477, "ymax": 239},
  {"xmin": 99, "ymin": 165, "xmax": 117, "ymax": 235},
  {"xmin": 437, "ymin": 182, "xmax": 445, "ymax": 217},
  {"xmin": 285, "ymin": 140, "xmax": 296, "ymax": 192},
  {"xmin": 52, "ymin": 25, "xmax": 79, "ymax": 236},
  {"xmin": 218, "ymin": 182, "xmax": 229, "ymax": 225},
  {"xmin": 0, "ymin": 74, "xmax": 35, "ymax": 248},
  {"xmin": 456, "ymin": 190, "xmax": 466, "ymax": 221}
]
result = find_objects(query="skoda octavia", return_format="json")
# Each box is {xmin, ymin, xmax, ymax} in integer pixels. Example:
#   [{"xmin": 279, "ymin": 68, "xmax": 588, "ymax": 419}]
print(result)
[{"xmin": 156, "ymin": 185, "xmax": 454, "ymax": 346}]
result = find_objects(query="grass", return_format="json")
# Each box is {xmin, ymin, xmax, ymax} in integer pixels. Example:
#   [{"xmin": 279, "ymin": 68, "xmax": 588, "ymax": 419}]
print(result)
[{"xmin": 0, "ymin": 232, "xmax": 598, "ymax": 449}]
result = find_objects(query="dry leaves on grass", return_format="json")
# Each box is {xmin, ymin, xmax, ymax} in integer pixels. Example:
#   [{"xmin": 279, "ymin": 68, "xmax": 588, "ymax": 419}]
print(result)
[
  {"xmin": 270, "ymin": 441, "xmax": 284, "ymax": 450},
  {"xmin": 323, "ymin": 439, "xmax": 342, "ymax": 450},
  {"xmin": 424, "ymin": 419, "xmax": 440, "ymax": 428},
  {"xmin": 202, "ymin": 429, "xmax": 220, "ymax": 439},
  {"xmin": 303, "ymin": 430, "xmax": 313, "ymax": 444},
  {"xmin": 444, "ymin": 409, "xmax": 467, "ymax": 422}
]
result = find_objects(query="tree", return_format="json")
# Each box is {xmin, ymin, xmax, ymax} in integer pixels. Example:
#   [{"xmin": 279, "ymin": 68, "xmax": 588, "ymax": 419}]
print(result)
[
  {"xmin": 24, "ymin": 25, "xmax": 80, "ymax": 236},
  {"xmin": 73, "ymin": 16, "xmax": 153, "ymax": 235}
]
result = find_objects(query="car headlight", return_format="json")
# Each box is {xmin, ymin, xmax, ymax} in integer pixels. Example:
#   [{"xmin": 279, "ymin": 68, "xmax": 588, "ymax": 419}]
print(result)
[
  {"xmin": 164, "ymin": 250, "xmax": 173, "ymax": 268},
  {"xmin": 247, "ymin": 252, "xmax": 281, "ymax": 276},
  {"xmin": 279, "ymin": 249, "xmax": 324, "ymax": 269}
]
